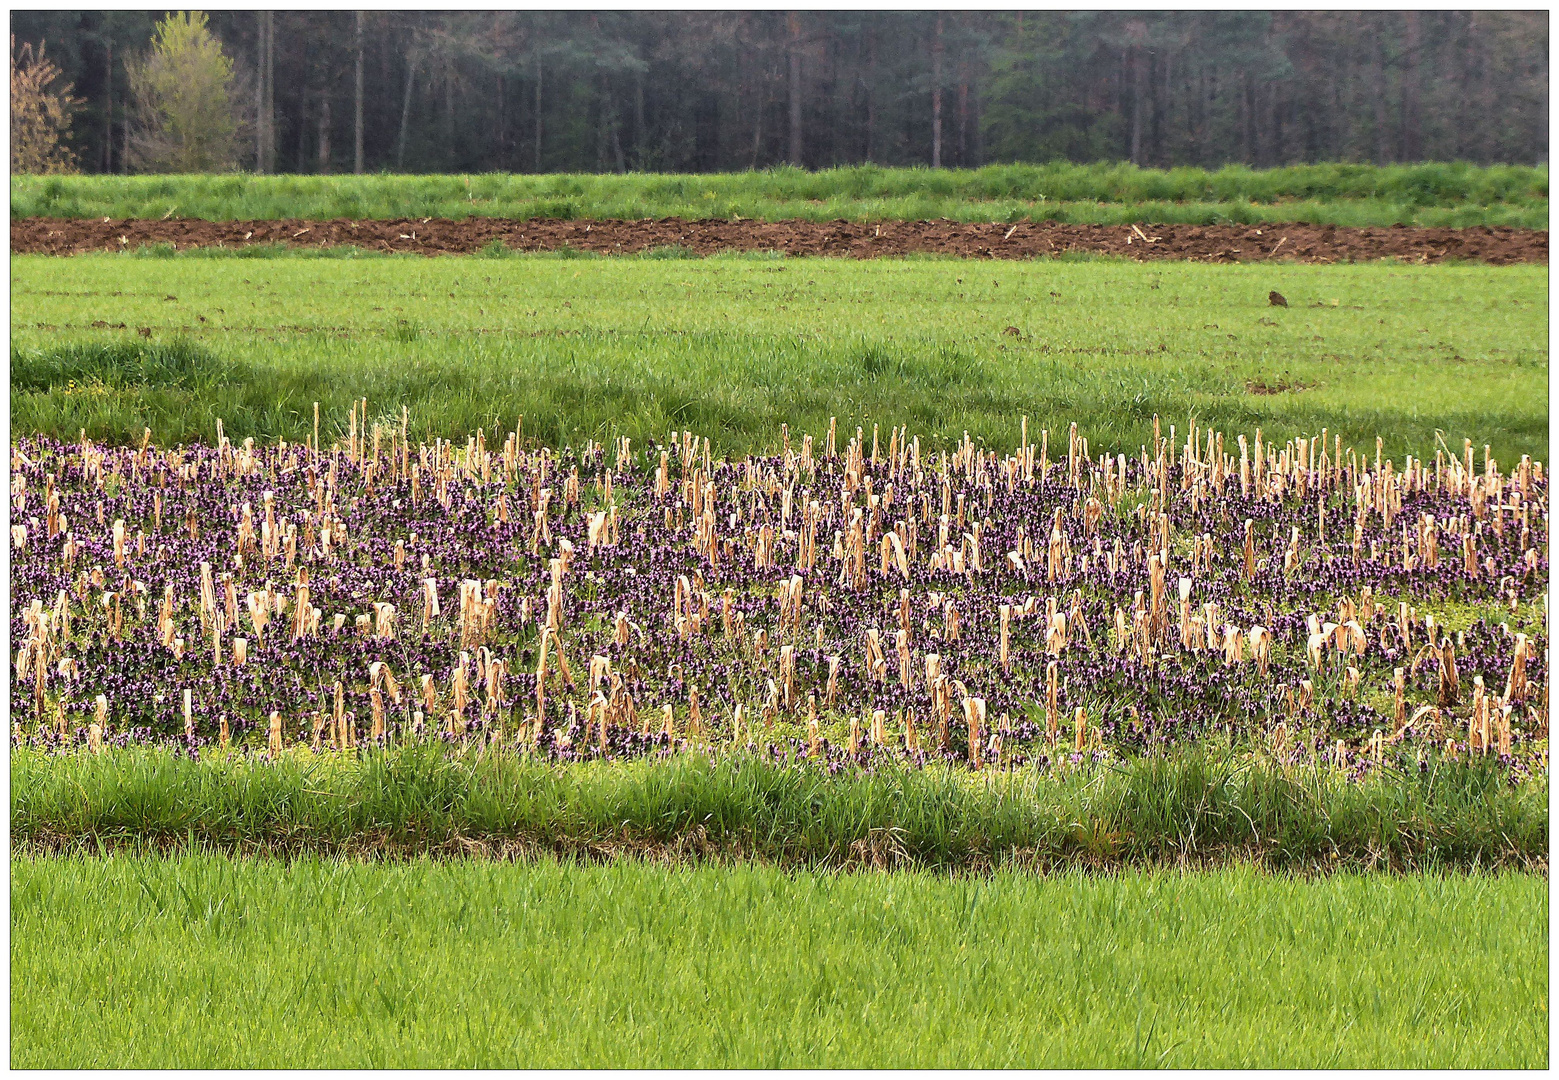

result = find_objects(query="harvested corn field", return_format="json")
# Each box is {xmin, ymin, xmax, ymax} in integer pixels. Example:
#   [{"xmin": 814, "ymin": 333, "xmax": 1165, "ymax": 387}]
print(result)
[{"xmin": 12, "ymin": 414, "xmax": 1546, "ymax": 792}]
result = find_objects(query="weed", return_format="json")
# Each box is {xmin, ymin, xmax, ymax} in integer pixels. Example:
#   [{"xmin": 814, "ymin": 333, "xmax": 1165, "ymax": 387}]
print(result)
[{"xmin": 386, "ymin": 320, "xmax": 423, "ymax": 344}]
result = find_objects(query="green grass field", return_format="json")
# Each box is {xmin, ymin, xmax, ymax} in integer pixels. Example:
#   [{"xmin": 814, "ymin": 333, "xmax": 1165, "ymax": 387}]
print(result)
[
  {"xmin": 11, "ymin": 161, "xmax": 1549, "ymax": 227},
  {"xmin": 10, "ymin": 253, "xmax": 1547, "ymax": 460},
  {"xmin": 11, "ymin": 854, "xmax": 1546, "ymax": 1068}
]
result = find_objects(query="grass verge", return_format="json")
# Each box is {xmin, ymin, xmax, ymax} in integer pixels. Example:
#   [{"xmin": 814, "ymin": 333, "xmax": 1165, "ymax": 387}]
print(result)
[
  {"xmin": 11, "ymin": 162, "xmax": 1548, "ymax": 226},
  {"xmin": 11, "ymin": 853, "xmax": 1547, "ymax": 1067},
  {"xmin": 12, "ymin": 745, "xmax": 1546, "ymax": 872}
]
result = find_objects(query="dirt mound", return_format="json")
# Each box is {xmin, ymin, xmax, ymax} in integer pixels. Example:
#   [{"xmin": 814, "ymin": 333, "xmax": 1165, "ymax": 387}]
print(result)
[{"xmin": 12, "ymin": 216, "xmax": 1548, "ymax": 264}]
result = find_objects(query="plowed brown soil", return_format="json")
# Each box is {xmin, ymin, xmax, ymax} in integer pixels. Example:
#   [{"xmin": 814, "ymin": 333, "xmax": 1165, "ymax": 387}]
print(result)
[{"xmin": 11, "ymin": 216, "xmax": 1548, "ymax": 264}]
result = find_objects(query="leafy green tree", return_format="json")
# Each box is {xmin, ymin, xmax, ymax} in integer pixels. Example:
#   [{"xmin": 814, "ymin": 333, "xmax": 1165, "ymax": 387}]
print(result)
[
  {"xmin": 127, "ymin": 11, "xmax": 238, "ymax": 172},
  {"xmin": 10, "ymin": 36, "xmax": 81, "ymax": 174}
]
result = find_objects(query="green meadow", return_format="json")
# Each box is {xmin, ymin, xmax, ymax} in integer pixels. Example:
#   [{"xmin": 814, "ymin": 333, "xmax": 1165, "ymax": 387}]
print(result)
[{"xmin": 10, "ymin": 252, "xmax": 1547, "ymax": 460}]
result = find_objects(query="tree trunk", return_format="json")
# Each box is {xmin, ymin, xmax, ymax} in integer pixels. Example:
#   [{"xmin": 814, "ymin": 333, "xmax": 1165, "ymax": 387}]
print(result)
[
  {"xmin": 956, "ymin": 55, "xmax": 968, "ymax": 166},
  {"xmin": 354, "ymin": 11, "xmax": 365, "ymax": 174},
  {"xmin": 1130, "ymin": 47, "xmax": 1144, "ymax": 165},
  {"xmin": 297, "ymin": 88, "xmax": 311, "ymax": 173},
  {"xmin": 318, "ymin": 95, "xmax": 331, "ymax": 173},
  {"xmin": 396, "ymin": 50, "xmax": 416, "ymax": 169},
  {"xmin": 1334, "ymin": 28, "xmax": 1349, "ymax": 160},
  {"xmin": 534, "ymin": 57, "xmax": 543, "ymax": 172},
  {"xmin": 595, "ymin": 86, "xmax": 609, "ymax": 171},
  {"xmin": 103, "ymin": 35, "xmax": 113, "ymax": 173},
  {"xmin": 255, "ymin": 18, "xmax": 264, "ymax": 172},
  {"xmin": 261, "ymin": 12, "xmax": 275, "ymax": 173},
  {"xmin": 866, "ymin": 26, "xmax": 878, "ymax": 163},
  {"xmin": 1474, "ymin": 14, "xmax": 1493, "ymax": 162},
  {"xmin": 931, "ymin": 15, "xmax": 943, "ymax": 168},
  {"xmin": 750, "ymin": 74, "xmax": 765, "ymax": 169},
  {"xmin": 820, "ymin": 24, "xmax": 839, "ymax": 165},
  {"xmin": 1243, "ymin": 70, "xmax": 1257, "ymax": 165},
  {"xmin": 1153, "ymin": 50, "xmax": 1169, "ymax": 166},
  {"xmin": 1188, "ymin": 69, "xmax": 1202, "ymax": 165},
  {"xmin": 970, "ymin": 67, "xmax": 983, "ymax": 167},
  {"xmin": 1191, "ymin": 68, "xmax": 1203, "ymax": 165},
  {"xmin": 634, "ymin": 64, "xmax": 646, "ymax": 167},
  {"xmin": 444, "ymin": 69, "xmax": 455, "ymax": 163},
  {"xmin": 1399, "ymin": 10, "xmax": 1421, "ymax": 162},
  {"xmin": 267, "ymin": 13, "xmax": 277, "ymax": 173},
  {"xmin": 1456, "ymin": 13, "xmax": 1474, "ymax": 160},
  {"xmin": 601, "ymin": 79, "xmax": 625, "ymax": 174},
  {"xmin": 1268, "ymin": 80, "xmax": 1282, "ymax": 165},
  {"xmin": 496, "ymin": 72, "xmax": 506, "ymax": 171},
  {"xmin": 787, "ymin": 12, "xmax": 803, "ymax": 165},
  {"xmin": 1460, "ymin": 12, "xmax": 1485, "ymax": 161},
  {"xmin": 1373, "ymin": 32, "xmax": 1391, "ymax": 164},
  {"xmin": 1304, "ymin": 69, "xmax": 1320, "ymax": 160},
  {"xmin": 254, "ymin": 15, "xmax": 264, "ymax": 173}
]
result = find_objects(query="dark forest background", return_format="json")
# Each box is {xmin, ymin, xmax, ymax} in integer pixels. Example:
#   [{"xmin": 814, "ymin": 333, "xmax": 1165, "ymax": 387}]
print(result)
[{"xmin": 12, "ymin": 10, "xmax": 1550, "ymax": 175}]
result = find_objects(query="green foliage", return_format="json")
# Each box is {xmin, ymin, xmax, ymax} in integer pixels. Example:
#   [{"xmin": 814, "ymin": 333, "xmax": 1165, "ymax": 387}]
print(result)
[
  {"xmin": 9, "ymin": 36, "xmax": 81, "ymax": 175},
  {"xmin": 11, "ymin": 12, "xmax": 1553, "ymax": 177},
  {"xmin": 10, "ymin": 254, "xmax": 1548, "ymax": 462},
  {"xmin": 983, "ymin": 18, "xmax": 1123, "ymax": 165},
  {"xmin": 10, "ymin": 852, "xmax": 1549, "ymax": 1067},
  {"xmin": 10, "ymin": 162, "xmax": 1549, "ymax": 228},
  {"xmin": 126, "ymin": 12, "xmax": 239, "ymax": 173}
]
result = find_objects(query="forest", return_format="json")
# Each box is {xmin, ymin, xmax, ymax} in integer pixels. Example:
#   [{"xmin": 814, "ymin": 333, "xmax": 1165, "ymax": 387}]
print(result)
[{"xmin": 10, "ymin": 10, "xmax": 1550, "ymax": 176}]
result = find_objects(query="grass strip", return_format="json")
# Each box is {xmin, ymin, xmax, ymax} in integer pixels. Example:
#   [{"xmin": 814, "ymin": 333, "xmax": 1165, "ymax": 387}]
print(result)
[
  {"xmin": 12, "ymin": 745, "xmax": 1546, "ymax": 872},
  {"xmin": 12, "ymin": 162, "xmax": 1549, "ymax": 227},
  {"xmin": 11, "ymin": 853, "xmax": 1547, "ymax": 1067}
]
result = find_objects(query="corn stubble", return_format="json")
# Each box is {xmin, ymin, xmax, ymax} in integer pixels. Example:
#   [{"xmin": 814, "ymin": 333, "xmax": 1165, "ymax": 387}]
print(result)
[{"xmin": 9, "ymin": 407, "xmax": 1548, "ymax": 789}]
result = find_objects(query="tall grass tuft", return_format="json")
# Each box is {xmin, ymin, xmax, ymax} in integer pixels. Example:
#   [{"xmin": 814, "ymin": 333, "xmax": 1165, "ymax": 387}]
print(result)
[{"xmin": 10, "ymin": 338, "xmax": 222, "ymax": 392}]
